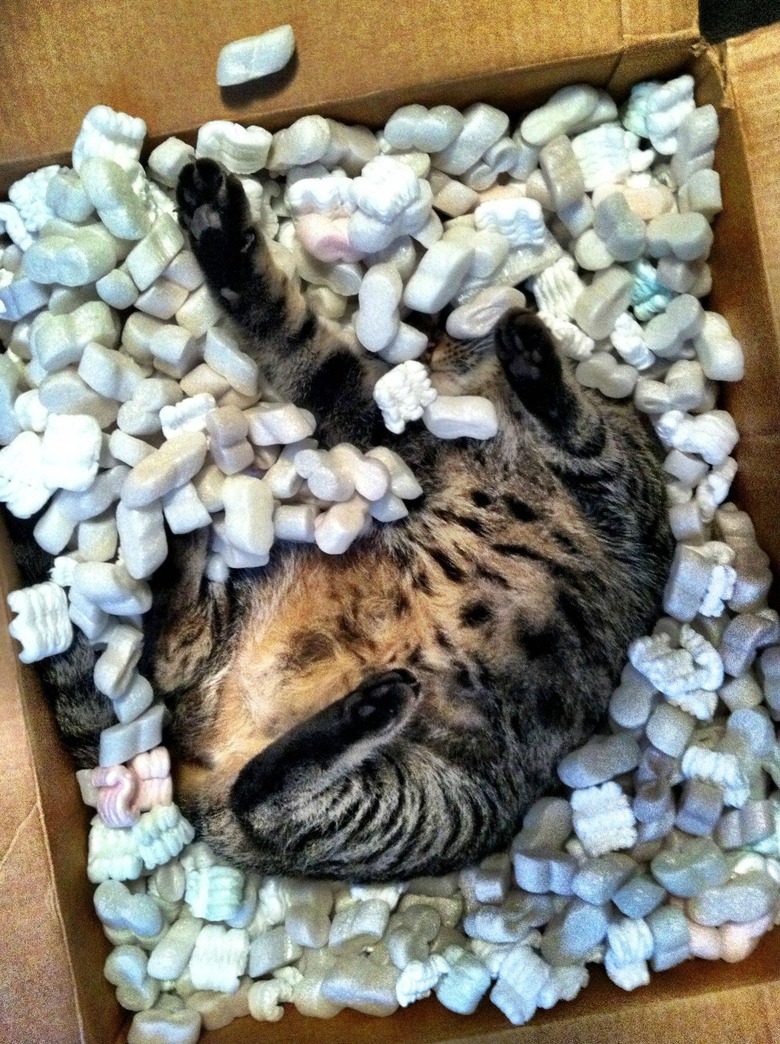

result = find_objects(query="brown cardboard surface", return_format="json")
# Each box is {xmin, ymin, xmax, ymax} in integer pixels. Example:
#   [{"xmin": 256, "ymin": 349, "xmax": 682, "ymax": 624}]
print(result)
[
  {"xmin": 0, "ymin": 522, "xmax": 122, "ymax": 1044},
  {"xmin": 698, "ymin": 26, "xmax": 780, "ymax": 573},
  {"xmin": 0, "ymin": 0, "xmax": 698, "ymax": 192},
  {"xmin": 5, "ymin": 4, "xmax": 780, "ymax": 1043},
  {"xmin": 724, "ymin": 25, "xmax": 780, "ymax": 345}
]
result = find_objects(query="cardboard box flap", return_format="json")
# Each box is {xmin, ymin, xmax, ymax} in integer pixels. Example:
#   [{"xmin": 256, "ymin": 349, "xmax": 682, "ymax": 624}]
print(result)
[
  {"xmin": 619, "ymin": 0, "xmax": 699, "ymax": 45},
  {"xmin": 723, "ymin": 24, "xmax": 780, "ymax": 352},
  {"xmin": 1, "ymin": 0, "xmax": 698, "ymax": 186},
  {"xmin": 697, "ymin": 24, "xmax": 780, "ymax": 577},
  {"xmin": 0, "ymin": 522, "xmax": 122, "ymax": 1044}
]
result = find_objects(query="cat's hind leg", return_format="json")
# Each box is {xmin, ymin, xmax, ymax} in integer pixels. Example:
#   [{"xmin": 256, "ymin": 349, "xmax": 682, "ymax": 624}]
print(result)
[
  {"xmin": 494, "ymin": 308, "xmax": 606, "ymax": 457},
  {"xmin": 231, "ymin": 668, "xmax": 420, "ymax": 806},
  {"xmin": 176, "ymin": 159, "xmax": 385, "ymax": 448}
]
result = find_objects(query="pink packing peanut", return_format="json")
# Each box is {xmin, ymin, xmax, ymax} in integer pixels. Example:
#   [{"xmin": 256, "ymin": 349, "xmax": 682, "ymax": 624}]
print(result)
[{"xmin": 93, "ymin": 764, "xmax": 140, "ymax": 828}]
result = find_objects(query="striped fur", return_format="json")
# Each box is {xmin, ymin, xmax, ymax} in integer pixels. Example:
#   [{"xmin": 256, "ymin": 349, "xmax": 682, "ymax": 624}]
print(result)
[{"xmin": 14, "ymin": 159, "xmax": 674, "ymax": 881}]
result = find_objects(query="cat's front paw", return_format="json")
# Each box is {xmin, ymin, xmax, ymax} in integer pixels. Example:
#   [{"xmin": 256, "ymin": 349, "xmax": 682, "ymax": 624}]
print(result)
[
  {"xmin": 176, "ymin": 159, "xmax": 242, "ymax": 237},
  {"xmin": 176, "ymin": 159, "xmax": 257, "ymax": 297}
]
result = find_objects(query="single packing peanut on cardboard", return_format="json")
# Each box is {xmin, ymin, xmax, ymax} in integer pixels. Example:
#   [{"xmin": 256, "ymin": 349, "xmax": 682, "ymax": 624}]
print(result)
[{"xmin": 2, "ymin": 0, "xmax": 780, "ymax": 1041}]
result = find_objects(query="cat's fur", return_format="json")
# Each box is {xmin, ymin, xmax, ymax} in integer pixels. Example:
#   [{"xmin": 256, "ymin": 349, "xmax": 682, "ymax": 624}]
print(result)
[{"xmin": 12, "ymin": 158, "xmax": 674, "ymax": 882}]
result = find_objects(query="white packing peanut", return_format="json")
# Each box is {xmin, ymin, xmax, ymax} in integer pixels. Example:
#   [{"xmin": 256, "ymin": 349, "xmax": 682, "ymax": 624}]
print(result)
[
  {"xmin": 125, "ymin": 213, "xmax": 186, "ymax": 291},
  {"xmin": 40, "ymin": 413, "xmax": 102, "ymax": 491},
  {"xmin": 23, "ymin": 227, "xmax": 118, "ymax": 287},
  {"xmin": 160, "ymin": 393, "xmax": 216, "ymax": 439},
  {"xmin": 32, "ymin": 299, "xmax": 119, "ymax": 374},
  {"xmin": 329, "ymin": 443, "xmax": 390, "ymax": 502},
  {"xmin": 273, "ymin": 503, "xmax": 318, "ymax": 543},
  {"xmin": 474, "ymin": 198, "xmax": 546, "ymax": 248},
  {"xmin": 7, "ymin": 581, "xmax": 73, "ymax": 663},
  {"xmin": 422, "ymin": 395, "xmax": 498, "ymax": 440},
  {"xmin": 314, "ymin": 496, "xmax": 371, "ymax": 555},
  {"xmin": 575, "ymin": 353, "xmax": 638, "ymax": 399},
  {"xmin": 694, "ymin": 312, "xmax": 745, "ymax": 382},
  {"xmin": 654, "ymin": 409, "xmax": 739, "ymax": 466},
  {"xmin": 221, "ymin": 475, "xmax": 275, "ymax": 558},
  {"xmin": 521, "ymin": 86, "xmax": 601, "ymax": 146},
  {"xmin": 294, "ymin": 447, "xmax": 354, "ymax": 502},
  {"xmin": 78, "ymin": 341, "xmax": 147, "ymax": 402},
  {"xmin": 148, "ymin": 137, "xmax": 197, "ymax": 188},
  {"xmin": 644, "ymin": 75, "xmax": 696, "ymax": 154},
  {"xmin": 196, "ymin": 122, "xmax": 273, "ymax": 176},
  {"xmin": 136, "ymin": 277, "xmax": 189, "ymax": 321},
  {"xmin": 206, "ymin": 407, "xmax": 254, "ymax": 476},
  {"xmin": 570, "ymin": 782, "xmax": 638, "ymax": 857},
  {"xmin": 98, "ymin": 703, "xmax": 165, "ymax": 767},
  {"xmin": 446, "ymin": 286, "xmax": 527, "ymax": 340},
  {"xmin": 122, "ymin": 431, "xmax": 208, "ymax": 507},
  {"xmin": 216, "ymin": 25, "xmax": 296, "ymax": 87},
  {"xmin": 377, "ymin": 322, "xmax": 429, "ymax": 364},
  {"xmin": 245, "ymin": 402, "xmax": 317, "ymax": 446},
  {"xmin": 268, "ymin": 115, "xmax": 332, "ymax": 172},
  {"xmin": 373, "ymin": 360, "xmax": 437, "ymax": 434},
  {"xmin": 431, "ymin": 103, "xmax": 508, "ymax": 175},
  {"xmin": 348, "ymin": 156, "xmax": 433, "ymax": 252},
  {"xmin": 175, "ymin": 284, "xmax": 223, "ymax": 337},
  {"xmin": 45, "ymin": 169, "xmax": 95, "ymax": 223},
  {"xmin": 8, "ymin": 166, "xmax": 61, "ymax": 232},
  {"xmin": 73, "ymin": 105, "xmax": 147, "ymax": 171},
  {"xmin": 385, "ymin": 105, "xmax": 464, "ymax": 153},
  {"xmin": 164, "ymin": 251, "xmax": 204, "ymax": 292},
  {"xmin": 204, "ymin": 326, "xmax": 259, "ymax": 398},
  {"xmin": 79, "ymin": 157, "xmax": 152, "ymax": 240},
  {"xmin": 162, "ymin": 483, "xmax": 212, "ymax": 534},
  {"xmin": 189, "ymin": 925, "xmax": 250, "ymax": 993},
  {"xmin": 97, "ymin": 267, "xmax": 141, "ymax": 310},
  {"xmin": 0, "ymin": 432, "xmax": 51, "ymax": 518},
  {"xmin": 93, "ymin": 622, "xmax": 144, "ymax": 700},
  {"xmin": 354, "ymin": 262, "xmax": 403, "ymax": 353},
  {"xmin": 116, "ymin": 501, "xmax": 168, "ymax": 580}
]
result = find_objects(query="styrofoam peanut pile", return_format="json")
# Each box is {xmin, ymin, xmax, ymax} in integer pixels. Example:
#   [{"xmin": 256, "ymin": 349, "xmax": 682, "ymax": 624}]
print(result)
[{"xmin": 2, "ymin": 50, "xmax": 780, "ymax": 1042}]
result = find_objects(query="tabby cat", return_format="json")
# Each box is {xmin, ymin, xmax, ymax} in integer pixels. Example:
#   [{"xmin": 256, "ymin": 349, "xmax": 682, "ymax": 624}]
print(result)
[{"xmin": 13, "ymin": 157, "xmax": 674, "ymax": 882}]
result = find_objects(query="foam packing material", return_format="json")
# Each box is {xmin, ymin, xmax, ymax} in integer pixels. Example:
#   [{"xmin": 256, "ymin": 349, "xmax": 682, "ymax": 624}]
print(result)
[{"xmin": 3, "ymin": 68, "xmax": 780, "ymax": 1043}]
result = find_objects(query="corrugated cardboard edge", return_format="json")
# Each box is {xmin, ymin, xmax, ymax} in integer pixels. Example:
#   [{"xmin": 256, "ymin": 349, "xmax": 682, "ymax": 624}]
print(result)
[
  {"xmin": 723, "ymin": 26, "xmax": 780, "ymax": 349},
  {"xmin": 700, "ymin": 25, "xmax": 780, "ymax": 576},
  {"xmin": 0, "ymin": 521, "xmax": 123, "ymax": 1044},
  {"xmin": 0, "ymin": 538, "xmax": 86, "ymax": 1044}
]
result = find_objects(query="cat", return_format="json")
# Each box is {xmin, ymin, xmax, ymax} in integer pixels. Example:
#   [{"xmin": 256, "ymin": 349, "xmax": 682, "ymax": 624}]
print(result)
[{"xmin": 10, "ymin": 157, "xmax": 674, "ymax": 883}]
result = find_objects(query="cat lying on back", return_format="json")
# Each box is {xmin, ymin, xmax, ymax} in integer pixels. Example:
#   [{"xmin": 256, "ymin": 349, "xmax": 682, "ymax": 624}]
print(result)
[{"xmin": 15, "ymin": 157, "xmax": 674, "ymax": 882}]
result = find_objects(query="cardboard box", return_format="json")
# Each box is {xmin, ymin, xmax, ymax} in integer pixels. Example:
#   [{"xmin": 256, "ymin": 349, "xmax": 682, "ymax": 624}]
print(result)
[{"xmin": 1, "ymin": 2, "xmax": 779, "ymax": 1040}]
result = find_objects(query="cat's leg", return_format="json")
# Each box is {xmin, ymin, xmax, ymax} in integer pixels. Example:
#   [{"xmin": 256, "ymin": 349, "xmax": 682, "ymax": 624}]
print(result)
[
  {"xmin": 231, "ymin": 669, "xmax": 420, "ymax": 804},
  {"xmin": 495, "ymin": 310, "xmax": 673, "ymax": 573},
  {"xmin": 176, "ymin": 159, "xmax": 385, "ymax": 448},
  {"xmin": 144, "ymin": 528, "xmax": 233, "ymax": 701},
  {"xmin": 222, "ymin": 667, "xmax": 524, "ymax": 881},
  {"xmin": 493, "ymin": 308, "xmax": 606, "ymax": 457}
]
